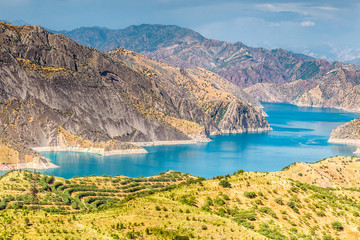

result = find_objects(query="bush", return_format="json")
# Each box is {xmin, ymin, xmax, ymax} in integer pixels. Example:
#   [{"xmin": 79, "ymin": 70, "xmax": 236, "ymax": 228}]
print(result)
[
  {"xmin": 179, "ymin": 195, "xmax": 197, "ymax": 206},
  {"xmin": 222, "ymin": 194, "xmax": 230, "ymax": 200},
  {"xmin": 174, "ymin": 236, "xmax": 189, "ymax": 240},
  {"xmin": 219, "ymin": 179, "xmax": 231, "ymax": 188},
  {"xmin": 237, "ymin": 169, "xmax": 245, "ymax": 175},
  {"xmin": 274, "ymin": 198, "xmax": 284, "ymax": 205},
  {"xmin": 214, "ymin": 197, "xmax": 225, "ymax": 206},
  {"xmin": 287, "ymin": 201, "xmax": 299, "ymax": 213},
  {"xmin": 233, "ymin": 218, "xmax": 254, "ymax": 229},
  {"xmin": 258, "ymin": 206, "xmax": 277, "ymax": 219},
  {"xmin": 244, "ymin": 192, "xmax": 257, "ymax": 199},
  {"xmin": 7, "ymin": 201, "xmax": 23, "ymax": 209},
  {"xmin": 316, "ymin": 210, "xmax": 325, "ymax": 217},
  {"xmin": 0, "ymin": 201, "xmax": 7, "ymax": 210},
  {"xmin": 201, "ymin": 225, "xmax": 207, "ymax": 230},
  {"xmin": 257, "ymin": 223, "xmax": 288, "ymax": 240},
  {"xmin": 331, "ymin": 221, "xmax": 344, "ymax": 231},
  {"xmin": 235, "ymin": 209, "xmax": 256, "ymax": 221}
]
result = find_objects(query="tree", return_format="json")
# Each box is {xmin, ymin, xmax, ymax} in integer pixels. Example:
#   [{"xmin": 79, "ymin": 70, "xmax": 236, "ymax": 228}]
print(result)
[{"xmin": 30, "ymin": 172, "xmax": 39, "ymax": 208}]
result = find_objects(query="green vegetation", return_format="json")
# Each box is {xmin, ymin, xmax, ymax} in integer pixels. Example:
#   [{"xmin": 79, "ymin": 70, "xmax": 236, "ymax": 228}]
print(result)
[
  {"xmin": 0, "ymin": 170, "xmax": 193, "ymax": 213},
  {"xmin": 0, "ymin": 157, "xmax": 360, "ymax": 239},
  {"xmin": 219, "ymin": 179, "xmax": 231, "ymax": 188}
]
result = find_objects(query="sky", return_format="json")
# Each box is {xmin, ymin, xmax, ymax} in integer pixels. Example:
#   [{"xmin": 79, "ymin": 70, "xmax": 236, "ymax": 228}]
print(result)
[{"xmin": 1, "ymin": 0, "xmax": 359, "ymax": 61}]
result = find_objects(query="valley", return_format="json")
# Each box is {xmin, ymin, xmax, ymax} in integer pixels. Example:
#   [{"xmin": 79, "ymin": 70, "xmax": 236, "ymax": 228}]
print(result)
[
  {"xmin": 0, "ymin": 22, "xmax": 268, "ymax": 170},
  {"xmin": 1, "ymin": 1, "xmax": 360, "ymax": 239}
]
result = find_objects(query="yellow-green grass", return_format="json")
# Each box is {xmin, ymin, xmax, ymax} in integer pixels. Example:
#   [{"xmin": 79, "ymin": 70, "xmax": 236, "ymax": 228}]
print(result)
[{"xmin": 0, "ymin": 157, "xmax": 360, "ymax": 239}]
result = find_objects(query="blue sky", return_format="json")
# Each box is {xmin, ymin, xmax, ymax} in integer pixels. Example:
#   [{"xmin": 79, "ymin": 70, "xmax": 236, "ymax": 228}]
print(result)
[{"xmin": 1, "ymin": 0, "xmax": 359, "ymax": 61}]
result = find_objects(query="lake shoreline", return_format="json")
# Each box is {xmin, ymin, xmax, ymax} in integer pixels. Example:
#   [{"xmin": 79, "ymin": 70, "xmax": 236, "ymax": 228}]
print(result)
[
  {"xmin": 16, "ymin": 102, "xmax": 360, "ymax": 179},
  {"xmin": 32, "ymin": 146, "xmax": 148, "ymax": 156},
  {"xmin": 0, "ymin": 160, "xmax": 59, "ymax": 172},
  {"xmin": 328, "ymin": 138, "xmax": 360, "ymax": 154}
]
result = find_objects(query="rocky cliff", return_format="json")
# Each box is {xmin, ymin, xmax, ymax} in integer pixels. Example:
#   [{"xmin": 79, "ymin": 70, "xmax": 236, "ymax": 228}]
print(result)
[
  {"xmin": 58, "ymin": 25, "xmax": 360, "ymax": 112},
  {"xmin": 329, "ymin": 118, "xmax": 360, "ymax": 146},
  {"xmin": 0, "ymin": 22, "xmax": 270, "ymax": 166},
  {"xmin": 108, "ymin": 47, "xmax": 269, "ymax": 135}
]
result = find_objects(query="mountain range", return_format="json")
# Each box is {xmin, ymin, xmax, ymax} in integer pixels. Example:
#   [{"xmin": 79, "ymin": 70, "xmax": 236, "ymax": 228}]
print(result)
[
  {"xmin": 0, "ymin": 22, "xmax": 269, "ymax": 167},
  {"xmin": 57, "ymin": 24, "xmax": 360, "ymax": 112}
]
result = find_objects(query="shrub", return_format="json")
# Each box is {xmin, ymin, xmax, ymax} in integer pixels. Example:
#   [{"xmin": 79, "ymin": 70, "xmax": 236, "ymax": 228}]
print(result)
[
  {"xmin": 331, "ymin": 221, "xmax": 344, "ymax": 231},
  {"xmin": 258, "ymin": 206, "xmax": 277, "ymax": 219},
  {"xmin": 237, "ymin": 169, "xmax": 245, "ymax": 174},
  {"xmin": 222, "ymin": 194, "xmax": 230, "ymax": 200},
  {"xmin": 205, "ymin": 197, "xmax": 213, "ymax": 206},
  {"xmin": 257, "ymin": 223, "xmax": 288, "ymax": 240},
  {"xmin": 214, "ymin": 197, "xmax": 225, "ymax": 206},
  {"xmin": 179, "ymin": 195, "xmax": 197, "ymax": 206},
  {"xmin": 287, "ymin": 201, "xmax": 299, "ymax": 213},
  {"xmin": 244, "ymin": 192, "xmax": 257, "ymax": 199},
  {"xmin": 24, "ymin": 217, "xmax": 30, "ymax": 226},
  {"xmin": 201, "ymin": 225, "xmax": 207, "ymax": 230},
  {"xmin": 316, "ymin": 210, "xmax": 325, "ymax": 217},
  {"xmin": 219, "ymin": 179, "xmax": 231, "ymax": 188},
  {"xmin": 235, "ymin": 209, "xmax": 256, "ymax": 221},
  {"xmin": 275, "ymin": 198, "xmax": 284, "ymax": 205},
  {"xmin": 234, "ymin": 219, "xmax": 254, "ymax": 229},
  {"xmin": 174, "ymin": 236, "xmax": 189, "ymax": 240}
]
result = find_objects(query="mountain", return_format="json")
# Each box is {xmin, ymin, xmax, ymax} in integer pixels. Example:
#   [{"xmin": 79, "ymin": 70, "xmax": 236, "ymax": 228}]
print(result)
[
  {"xmin": 57, "ymin": 25, "xmax": 360, "ymax": 112},
  {"xmin": 108, "ymin": 47, "xmax": 269, "ymax": 134},
  {"xmin": 0, "ymin": 22, "xmax": 269, "ymax": 167},
  {"xmin": 1, "ymin": 156, "xmax": 360, "ymax": 239},
  {"xmin": 0, "ymin": 19, "xmax": 28, "ymax": 26},
  {"xmin": 54, "ymin": 24, "xmax": 205, "ymax": 53},
  {"xmin": 329, "ymin": 117, "xmax": 360, "ymax": 146}
]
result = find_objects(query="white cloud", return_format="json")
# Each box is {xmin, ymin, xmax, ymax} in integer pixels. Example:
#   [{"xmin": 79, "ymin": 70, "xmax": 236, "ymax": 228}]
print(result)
[
  {"xmin": 300, "ymin": 21, "xmax": 315, "ymax": 27},
  {"xmin": 255, "ymin": 3, "xmax": 339, "ymax": 19}
]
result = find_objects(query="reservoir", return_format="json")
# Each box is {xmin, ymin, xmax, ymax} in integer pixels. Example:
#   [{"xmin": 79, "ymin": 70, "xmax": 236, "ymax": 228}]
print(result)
[{"xmin": 40, "ymin": 103, "xmax": 360, "ymax": 178}]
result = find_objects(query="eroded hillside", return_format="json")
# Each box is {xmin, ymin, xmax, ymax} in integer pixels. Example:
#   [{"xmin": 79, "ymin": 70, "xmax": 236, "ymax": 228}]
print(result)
[{"xmin": 0, "ymin": 22, "xmax": 269, "ymax": 168}]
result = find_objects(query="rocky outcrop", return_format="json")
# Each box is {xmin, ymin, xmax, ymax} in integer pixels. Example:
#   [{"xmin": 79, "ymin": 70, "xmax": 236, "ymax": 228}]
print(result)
[
  {"xmin": 0, "ymin": 22, "xmax": 270, "ymax": 166},
  {"xmin": 108, "ymin": 47, "xmax": 270, "ymax": 135},
  {"xmin": 329, "ymin": 118, "xmax": 360, "ymax": 146}
]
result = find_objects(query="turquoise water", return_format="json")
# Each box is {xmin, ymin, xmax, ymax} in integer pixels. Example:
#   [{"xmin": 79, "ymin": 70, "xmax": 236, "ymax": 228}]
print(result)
[{"xmin": 39, "ymin": 103, "xmax": 359, "ymax": 179}]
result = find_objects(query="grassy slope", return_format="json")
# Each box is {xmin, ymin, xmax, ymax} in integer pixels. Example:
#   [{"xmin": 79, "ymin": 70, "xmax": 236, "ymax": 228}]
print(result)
[{"xmin": 0, "ymin": 157, "xmax": 359, "ymax": 240}]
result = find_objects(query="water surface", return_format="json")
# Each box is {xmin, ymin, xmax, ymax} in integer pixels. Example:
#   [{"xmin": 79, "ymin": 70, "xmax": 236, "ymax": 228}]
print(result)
[{"xmin": 40, "ymin": 103, "xmax": 360, "ymax": 178}]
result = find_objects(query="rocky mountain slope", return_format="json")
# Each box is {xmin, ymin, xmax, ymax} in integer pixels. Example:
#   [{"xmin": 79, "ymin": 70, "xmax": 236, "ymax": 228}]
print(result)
[
  {"xmin": 1, "ymin": 156, "xmax": 360, "ymax": 239},
  {"xmin": 329, "ymin": 117, "xmax": 360, "ymax": 146},
  {"xmin": 108, "ymin": 47, "xmax": 269, "ymax": 135},
  {"xmin": 0, "ymin": 22, "xmax": 269, "ymax": 167},
  {"xmin": 58, "ymin": 25, "xmax": 360, "ymax": 112}
]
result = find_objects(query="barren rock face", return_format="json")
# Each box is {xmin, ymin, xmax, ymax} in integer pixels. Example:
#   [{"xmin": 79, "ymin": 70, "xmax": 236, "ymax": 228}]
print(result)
[{"xmin": 0, "ymin": 22, "xmax": 270, "ymax": 162}]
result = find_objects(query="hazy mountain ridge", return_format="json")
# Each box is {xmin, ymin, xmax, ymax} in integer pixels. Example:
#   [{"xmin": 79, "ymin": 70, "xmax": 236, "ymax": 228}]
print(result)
[
  {"xmin": 57, "ymin": 24, "xmax": 360, "ymax": 112},
  {"xmin": 0, "ymin": 22, "xmax": 269, "ymax": 166},
  {"xmin": 54, "ymin": 24, "xmax": 205, "ymax": 53}
]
